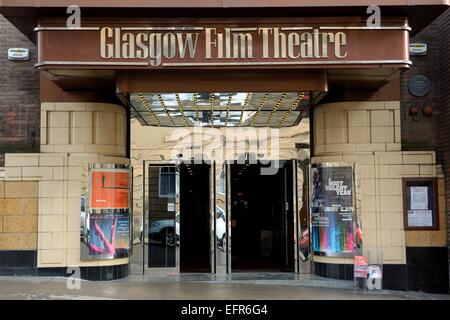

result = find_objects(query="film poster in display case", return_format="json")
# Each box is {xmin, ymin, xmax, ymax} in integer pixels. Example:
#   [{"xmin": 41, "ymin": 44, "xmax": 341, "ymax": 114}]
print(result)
[
  {"xmin": 310, "ymin": 163, "xmax": 355, "ymax": 257},
  {"xmin": 81, "ymin": 164, "xmax": 131, "ymax": 260}
]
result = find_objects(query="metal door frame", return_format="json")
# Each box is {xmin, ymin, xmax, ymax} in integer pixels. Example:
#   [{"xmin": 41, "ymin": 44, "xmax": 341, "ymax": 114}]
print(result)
[
  {"xmin": 291, "ymin": 159, "xmax": 299, "ymax": 274},
  {"xmin": 226, "ymin": 161, "xmax": 232, "ymax": 274},
  {"xmin": 297, "ymin": 159, "xmax": 312, "ymax": 274},
  {"xmin": 209, "ymin": 161, "xmax": 216, "ymax": 274},
  {"xmin": 143, "ymin": 160, "xmax": 179, "ymax": 275}
]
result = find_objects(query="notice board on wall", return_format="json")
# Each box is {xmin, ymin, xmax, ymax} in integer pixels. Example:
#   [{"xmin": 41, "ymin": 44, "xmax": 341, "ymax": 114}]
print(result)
[{"xmin": 402, "ymin": 178, "xmax": 439, "ymax": 230}]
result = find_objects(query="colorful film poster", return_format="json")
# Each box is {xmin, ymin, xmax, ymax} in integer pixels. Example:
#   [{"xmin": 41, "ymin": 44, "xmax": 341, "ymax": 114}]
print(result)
[
  {"xmin": 311, "ymin": 164, "xmax": 354, "ymax": 256},
  {"xmin": 88, "ymin": 210, "xmax": 130, "ymax": 257},
  {"xmin": 90, "ymin": 170, "xmax": 129, "ymax": 209}
]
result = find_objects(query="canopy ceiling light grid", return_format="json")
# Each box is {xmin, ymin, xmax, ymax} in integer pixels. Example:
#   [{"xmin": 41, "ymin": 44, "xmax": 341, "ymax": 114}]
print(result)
[{"xmin": 130, "ymin": 92, "xmax": 312, "ymax": 128}]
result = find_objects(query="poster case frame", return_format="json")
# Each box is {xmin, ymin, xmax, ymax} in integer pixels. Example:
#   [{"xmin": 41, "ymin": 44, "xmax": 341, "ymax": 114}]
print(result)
[
  {"xmin": 80, "ymin": 163, "xmax": 132, "ymax": 261},
  {"xmin": 309, "ymin": 162, "xmax": 357, "ymax": 258}
]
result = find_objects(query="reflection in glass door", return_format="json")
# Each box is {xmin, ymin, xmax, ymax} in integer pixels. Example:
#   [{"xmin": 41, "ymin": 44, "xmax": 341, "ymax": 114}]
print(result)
[
  {"xmin": 142, "ymin": 161, "xmax": 214, "ymax": 274},
  {"xmin": 145, "ymin": 164, "xmax": 179, "ymax": 270},
  {"xmin": 137, "ymin": 160, "xmax": 299, "ymax": 275}
]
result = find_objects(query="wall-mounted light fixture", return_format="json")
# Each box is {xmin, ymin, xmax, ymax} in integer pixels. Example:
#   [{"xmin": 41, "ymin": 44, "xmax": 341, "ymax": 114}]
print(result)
[
  {"xmin": 422, "ymin": 105, "xmax": 433, "ymax": 116},
  {"xmin": 409, "ymin": 105, "xmax": 419, "ymax": 116}
]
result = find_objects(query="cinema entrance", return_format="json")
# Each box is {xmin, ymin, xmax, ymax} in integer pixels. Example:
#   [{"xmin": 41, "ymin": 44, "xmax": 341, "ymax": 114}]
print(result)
[
  {"xmin": 129, "ymin": 90, "xmax": 317, "ymax": 275},
  {"xmin": 135, "ymin": 158, "xmax": 299, "ymax": 275}
]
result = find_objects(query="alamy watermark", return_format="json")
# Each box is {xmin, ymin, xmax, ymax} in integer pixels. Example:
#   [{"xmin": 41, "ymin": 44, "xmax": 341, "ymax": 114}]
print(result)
[
  {"xmin": 169, "ymin": 127, "xmax": 282, "ymax": 176},
  {"xmin": 66, "ymin": 267, "xmax": 81, "ymax": 290},
  {"xmin": 66, "ymin": 5, "xmax": 81, "ymax": 29},
  {"xmin": 366, "ymin": 5, "xmax": 381, "ymax": 29}
]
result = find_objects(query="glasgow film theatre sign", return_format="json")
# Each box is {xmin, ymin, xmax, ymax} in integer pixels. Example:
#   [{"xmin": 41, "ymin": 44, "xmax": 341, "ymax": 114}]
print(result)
[
  {"xmin": 99, "ymin": 27, "xmax": 349, "ymax": 66},
  {"xmin": 35, "ymin": 21, "xmax": 410, "ymax": 69}
]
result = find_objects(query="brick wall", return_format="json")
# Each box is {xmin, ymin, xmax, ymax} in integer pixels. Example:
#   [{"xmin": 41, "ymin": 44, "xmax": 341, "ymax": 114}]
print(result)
[
  {"xmin": 0, "ymin": 14, "xmax": 40, "ymax": 166},
  {"xmin": 400, "ymin": 17, "xmax": 440, "ymax": 151},
  {"xmin": 435, "ymin": 9, "xmax": 450, "ymax": 284},
  {"xmin": 400, "ymin": 8, "xmax": 450, "ymax": 287}
]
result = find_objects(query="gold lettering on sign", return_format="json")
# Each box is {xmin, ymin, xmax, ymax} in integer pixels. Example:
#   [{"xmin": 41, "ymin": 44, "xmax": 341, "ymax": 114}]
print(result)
[
  {"xmin": 288, "ymin": 33, "xmax": 300, "ymax": 59},
  {"xmin": 149, "ymin": 33, "xmax": 162, "ymax": 66},
  {"xmin": 300, "ymin": 32, "xmax": 313, "ymax": 58},
  {"xmin": 99, "ymin": 26, "xmax": 349, "ymax": 66},
  {"xmin": 205, "ymin": 28, "xmax": 216, "ymax": 59},
  {"xmin": 136, "ymin": 33, "xmax": 149, "ymax": 59},
  {"xmin": 206, "ymin": 28, "xmax": 253, "ymax": 59},
  {"xmin": 163, "ymin": 33, "xmax": 177, "ymax": 59},
  {"xmin": 335, "ymin": 32, "xmax": 348, "ymax": 58},
  {"xmin": 258, "ymin": 28, "xmax": 272, "ymax": 59},
  {"xmin": 100, "ymin": 27, "xmax": 113, "ymax": 59},
  {"xmin": 122, "ymin": 33, "xmax": 135, "ymax": 58},
  {"xmin": 177, "ymin": 33, "xmax": 199, "ymax": 59},
  {"xmin": 273, "ymin": 28, "xmax": 287, "ymax": 58},
  {"xmin": 233, "ymin": 32, "xmax": 253, "ymax": 58},
  {"xmin": 321, "ymin": 32, "xmax": 334, "ymax": 58}
]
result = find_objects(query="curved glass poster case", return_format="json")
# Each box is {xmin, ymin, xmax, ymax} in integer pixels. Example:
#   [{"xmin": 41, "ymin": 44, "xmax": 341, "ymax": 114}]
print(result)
[
  {"xmin": 310, "ymin": 162, "xmax": 356, "ymax": 257},
  {"xmin": 81, "ymin": 163, "xmax": 131, "ymax": 260}
]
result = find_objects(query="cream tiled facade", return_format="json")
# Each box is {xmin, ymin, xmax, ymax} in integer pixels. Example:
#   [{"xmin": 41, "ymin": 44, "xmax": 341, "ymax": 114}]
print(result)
[
  {"xmin": 312, "ymin": 101, "xmax": 447, "ymax": 265},
  {"xmin": 0, "ymin": 180, "xmax": 38, "ymax": 250},
  {"xmin": 40, "ymin": 102, "xmax": 126, "ymax": 155},
  {"xmin": 0, "ymin": 100, "xmax": 447, "ymax": 273},
  {"xmin": 0, "ymin": 102, "xmax": 129, "ymax": 268}
]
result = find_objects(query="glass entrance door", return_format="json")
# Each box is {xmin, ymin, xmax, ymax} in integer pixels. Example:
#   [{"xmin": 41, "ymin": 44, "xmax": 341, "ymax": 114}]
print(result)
[
  {"xmin": 228, "ymin": 160, "xmax": 297, "ymax": 272},
  {"xmin": 179, "ymin": 162, "xmax": 214, "ymax": 273},
  {"xmin": 146, "ymin": 164, "xmax": 179, "ymax": 270},
  {"xmin": 142, "ymin": 161, "xmax": 214, "ymax": 274},
  {"xmin": 136, "ymin": 159, "xmax": 298, "ymax": 274}
]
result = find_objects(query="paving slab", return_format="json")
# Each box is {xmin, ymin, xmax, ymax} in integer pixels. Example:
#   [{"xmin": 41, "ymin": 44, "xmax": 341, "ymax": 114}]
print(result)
[{"xmin": 0, "ymin": 276, "xmax": 449, "ymax": 300}]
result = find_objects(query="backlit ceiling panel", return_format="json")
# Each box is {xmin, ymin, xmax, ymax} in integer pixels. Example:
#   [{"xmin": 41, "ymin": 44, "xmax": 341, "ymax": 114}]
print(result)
[{"xmin": 129, "ymin": 92, "xmax": 311, "ymax": 128}]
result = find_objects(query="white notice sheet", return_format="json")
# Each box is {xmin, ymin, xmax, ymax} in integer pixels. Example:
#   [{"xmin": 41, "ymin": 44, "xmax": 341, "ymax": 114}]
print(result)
[{"xmin": 410, "ymin": 186, "xmax": 428, "ymax": 210}]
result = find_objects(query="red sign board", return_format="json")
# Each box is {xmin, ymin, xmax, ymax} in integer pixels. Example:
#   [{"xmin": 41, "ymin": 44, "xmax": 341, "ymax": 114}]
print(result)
[
  {"xmin": 90, "ymin": 170, "xmax": 129, "ymax": 209},
  {"xmin": 354, "ymin": 256, "xmax": 369, "ymax": 278}
]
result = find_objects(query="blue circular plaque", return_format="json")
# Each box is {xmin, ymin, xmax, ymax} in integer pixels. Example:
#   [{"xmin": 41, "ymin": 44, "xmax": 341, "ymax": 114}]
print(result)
[{"xmin": 408, "ymin": 74, "xmax": 431, "ymax": 97}]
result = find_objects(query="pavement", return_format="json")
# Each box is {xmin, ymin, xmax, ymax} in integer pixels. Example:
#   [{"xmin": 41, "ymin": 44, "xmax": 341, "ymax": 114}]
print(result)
[{"xmin": 0, "ymin": 275, "xmax": 449, "ymax": 300}]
